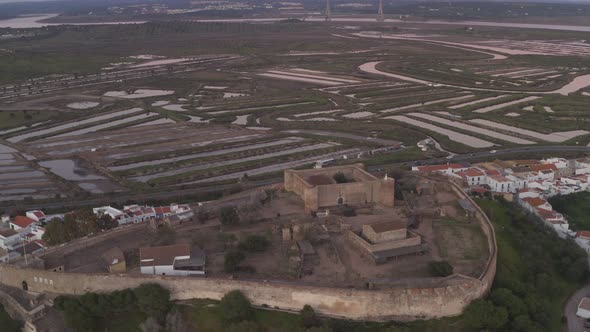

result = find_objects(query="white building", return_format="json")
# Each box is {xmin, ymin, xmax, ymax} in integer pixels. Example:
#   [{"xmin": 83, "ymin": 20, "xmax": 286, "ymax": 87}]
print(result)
[
  {"xmin": 140, "ymin": 244, "xmax": 205, "ymax": 276},
  {"xmin": 26, "ymin": 210, "xmax": 46, "ymax": 223},
  {"xmin": 412, "ymin": 163, "xmax": 468, "ymax": 175},
  {"xmin": 487, "ymin": 174, "xmax": 513, "ymax": 193},
  {"xmin": 0, "ymin": 229, "xmax": 20, "ymax": 249},
  {"xmin": 93, "ymin": 206, "xmax": 125, "ymax": 220},
  {"xmin": 453, "ymin": 168, "xmax": 486, "ymax": 186},
  {"xmin": 577, "ymin": 297, "xmax": 590, "ymax": 318}
]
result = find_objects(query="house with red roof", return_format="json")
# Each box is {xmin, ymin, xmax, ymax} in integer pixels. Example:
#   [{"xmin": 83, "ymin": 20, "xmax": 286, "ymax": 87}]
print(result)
[
  {"xmin": 487, "ymin": 174, "xmax": 513, "ymax": 193},
  {"xmin": 520, "ymin": 197, "xmax": 552, "ymax": 214},
  {"xmin": 454, "ymin": 168, "xmax": 486, "ymax": 186},
  {"xmin": 9, "ymin": 216, "xmax": 36, "ymax": 232}
]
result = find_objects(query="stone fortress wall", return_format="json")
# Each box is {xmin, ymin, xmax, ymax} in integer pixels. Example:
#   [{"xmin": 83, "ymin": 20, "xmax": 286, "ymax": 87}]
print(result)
[
  {"xmin": 0, "ymin": 179, "xmax": 497, "ymax": 321},
  {"xmin": 284, "ymin": 163, "xmax": 395, "ymax": 212}
]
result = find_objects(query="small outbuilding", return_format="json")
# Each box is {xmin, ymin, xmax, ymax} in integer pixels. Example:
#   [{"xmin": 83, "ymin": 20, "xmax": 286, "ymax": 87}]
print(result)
[{"xmin": 102, "ymin": 247, "xmax": 127, "ymax": 273}]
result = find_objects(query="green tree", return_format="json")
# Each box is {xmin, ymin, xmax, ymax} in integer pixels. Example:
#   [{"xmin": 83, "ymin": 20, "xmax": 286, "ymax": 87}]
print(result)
[
  {"xmin": 332, "ymin": 172, "xmax": 348, "ymax": 184},
  {"xmin": 224, "ymin": 251, "xmax": 245, "ymax": 273},
  {"xmin": 226, "ymin": 320, "xmax": 264, "ymax": 332},
  {"xmin": 300, "ymin": 304, "xmax": 319, "ymax": 328},
  {"xmin": 219, "ymin": 290, "xmax": 253, "ymax": 323},
  {"xmin": 220, "ymin": 206, "xmax": 239, "ymax": 225},
  {"xmin": 42, "ymin": 217, "xmax": 68, "ymax": 245},
  {"xmin": 238, "ymin": 235, "xmax": 270, "ymax": 252},
  {"xmin": 133, "ymin": 283, "xmax": 171, "ymax": 322},
  {"xmin": 513, "ymin": 315, "xmax": 538, "ymax": 332},
  {"xmin": 0, "ymin": 304, "xmax": 21, "ymax": 332},
  {"xmin": 491, "ymin": 288, "xmax": 527, "ymax": 318},
  {"xmin": 428, "ymin": 261, "xmax": 453, "ymax": 277},
  {"xmin": 464, "ymin": 299, "xmax": 509, "ymax": 330}
]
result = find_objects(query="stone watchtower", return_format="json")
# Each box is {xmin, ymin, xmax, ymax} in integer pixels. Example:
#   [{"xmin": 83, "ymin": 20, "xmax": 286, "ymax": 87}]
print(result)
[{"xmin": 284, "ymin": 163, "xmax": 394, "ymax": 213}]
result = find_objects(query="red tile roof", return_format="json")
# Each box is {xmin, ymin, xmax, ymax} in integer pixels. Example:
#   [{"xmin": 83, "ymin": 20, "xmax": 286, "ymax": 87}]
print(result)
[
  {"xmin": 12, "ymin": 216, "xmax": 35, "ymax": 228},
  {"xmin": 140, "ymin": 244, "xmax": 190, "ymax": 266},
  {"xmin": 536, "ymin": 208, "xmax": 560, "ymax": 219},
  {"xmin": 522, "ymin": 197, "xmax": 547, "ymax": 207},
  {"xmin": 531, "ymin": 164, "xmax": 557, "ymax": 172},
  {"xmin": 33, "ymin": 211, "xmax": 45, "ymax": 218},
  {"xmin": 485, "ymin": 170, "xmax": 501, "ymax": 176},
  {"xmin": 470, "ymin": 187, "xmax": 488, "ymax": 193},
  {"xmin": 576, "ymin": 231, "xmax": 590, "ymax": 239},
  {"xmin": 463, "ymin": 168, "xmax": 485, "ymax": 177}
]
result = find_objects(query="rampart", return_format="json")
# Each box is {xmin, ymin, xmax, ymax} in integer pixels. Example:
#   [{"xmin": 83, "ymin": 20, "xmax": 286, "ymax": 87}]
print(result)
[{"xmin": 0, "ymin": 179, "xmax": 497, "ymax": 321}]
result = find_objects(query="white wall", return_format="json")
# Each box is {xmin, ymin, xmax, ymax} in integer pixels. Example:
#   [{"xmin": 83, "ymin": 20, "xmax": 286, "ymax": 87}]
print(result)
[{"xmin": 140, "ymin": 265, "xmax": 204, "ymax": 276}]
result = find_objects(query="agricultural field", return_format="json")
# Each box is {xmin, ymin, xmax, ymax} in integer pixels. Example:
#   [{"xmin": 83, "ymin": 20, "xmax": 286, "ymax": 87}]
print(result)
[{"xmin": 1, "ymin": 19, "xmax": 590, "ymax": 203}]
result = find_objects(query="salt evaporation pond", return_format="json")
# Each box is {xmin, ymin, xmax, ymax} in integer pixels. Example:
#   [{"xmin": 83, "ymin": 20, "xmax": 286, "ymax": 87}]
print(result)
[
  {"xmin": 39, "ymin": 159, "xmax": 106, "ymax": 181},
  {"xmin": 0, "ymin": 144, "xmax": 16, "ymax": 153},
  {"xmin": 162, "ymin": 104, "xmax": 188, "ymax": 112},
  {"xmin": 104, "ymin": 89, "xmax": 174, "ymax": 99},
  {"xmin": 67, "ymin": 101, "xmax": 99, "ymax": 110},
  {"xmin": 151, "ymin": 100, "xmax": 170, "ymax": 107},
  {"xmin": 224, "ymin": 92, "xmax": 249, "ymax": 98},
  {"xmin": 232, "ymin": 115, "xmax": 250, "ymax": 125}
]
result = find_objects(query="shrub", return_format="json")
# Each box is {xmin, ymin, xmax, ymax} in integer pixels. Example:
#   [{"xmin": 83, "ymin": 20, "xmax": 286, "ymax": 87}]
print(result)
[
  {"xmin": 226, "ymin": 320, "xmax": 264, "ymax": 332},
  {"xmin": 300, "ymin": 304, "xmax": 320, "ymax": 328},
  {"xmin": 238, "ymin": 235, "xmax": 270, "ymax": 252},
  {"xmin": 428, "ymin": 261, "xmax": 453, "ymax": 277},
  {"xmin": 224, "ymin": 251, "xmax": 245, "ymax": 273},
  {"xmin": 220, "ymin": 290, "xmax": 253, "ymax": 323},
  {"xmin": 220, "ymin": 206, "xmax": 240, "ymax": 225},
  {"xmin": 464, "ymin": 299, "xmax": 509, "ymax": 330},
  {"xmin": 332, "ymin": 172, "xmax": 348, "ymax": 184},
  {"xmin": 133, "ymin": 283, "xmax": 171, "ymax": 322}
]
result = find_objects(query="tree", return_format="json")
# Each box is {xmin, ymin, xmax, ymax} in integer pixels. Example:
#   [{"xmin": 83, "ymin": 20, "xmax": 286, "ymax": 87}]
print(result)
[
  {"xmin": 133, "ymin": 283, "xmax": 171, "ymax": 322},
  {"xmin": 224, "ymin": 251, "xmax": 245, "ymax": 273},
  {"xmin": 220, "ymin": 206, "xmax": 239, "ymax": 225},
  {"xmin": 196, "ymin": 207, "xmax": 209, "ymax": 224},
  {"xmin": 96, "ymin": 214, "xmax": 117, "ymax": 230},
  {"xmin": 464, "ymin": 299, "xmax": 508, "ymax": 330},
  {"xmin": 428, "ymin": 261, "xmax": 453, "ymax": 277},
  {"xmin": 226, "ymin": 321, "xmax": 264, "ymax": 332},
  {"xmin": 220, "ymin": 290, "xmax": 253, "ymax": 323},
  {"xmin": 491, "ymin": 288, "xmax": 527, "ymax": 319},
  {"xmin": 238, "ymin": 235, "xmax": 269, "ymax": 252},
  {"xmin": 300, "ymin": 305, "xmax": 319, "ymax": 328},
  {"xmin": 332, "ymin": 172, "xmax": 348, "ymax": 184},
  {"xmin": 513, "ymin": 315, "xmax": 538, "ymax": 332}
]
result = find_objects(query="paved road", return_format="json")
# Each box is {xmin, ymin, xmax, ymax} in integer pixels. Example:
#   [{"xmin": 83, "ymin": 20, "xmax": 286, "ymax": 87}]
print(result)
[
  {"xmin": 282, "ymin": 129, "xmax": 401, "ymax": 146},
  {"xmin": 565, "ymin": 283, "xmax": 590, "ymax": 332},
  {"xmin": 367, "ymin": 146, "xmax": 590, "ymax": 171}
]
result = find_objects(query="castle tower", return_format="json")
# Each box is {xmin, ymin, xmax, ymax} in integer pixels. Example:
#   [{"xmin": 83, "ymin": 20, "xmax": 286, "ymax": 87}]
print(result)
[
  {"xmin": 377, "ymin": 0, "xmax": 384, "ymax": 22},
  {"xmin": 325, "ymin": 0, "xmax": 332, "ymax": 22}
]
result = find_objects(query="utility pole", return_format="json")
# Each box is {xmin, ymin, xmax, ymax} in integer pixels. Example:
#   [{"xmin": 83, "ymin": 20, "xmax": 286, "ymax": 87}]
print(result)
[
  {"xmin": 325, "ymin": 0, "xmax": 332, "ymax": 22},
  {"xmin": 377, "ymin": 0, "xmax": 384, "ymax": 22},
  {"xmin": 22, "ymin": 236, "xmax": 28, "ymax": 267}
]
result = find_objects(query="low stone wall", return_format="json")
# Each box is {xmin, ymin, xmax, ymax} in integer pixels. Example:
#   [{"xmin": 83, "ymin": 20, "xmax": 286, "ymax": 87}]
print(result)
[{"xmin": 348, "ymin": 231, "xmax": 421, "ymax": 254}]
